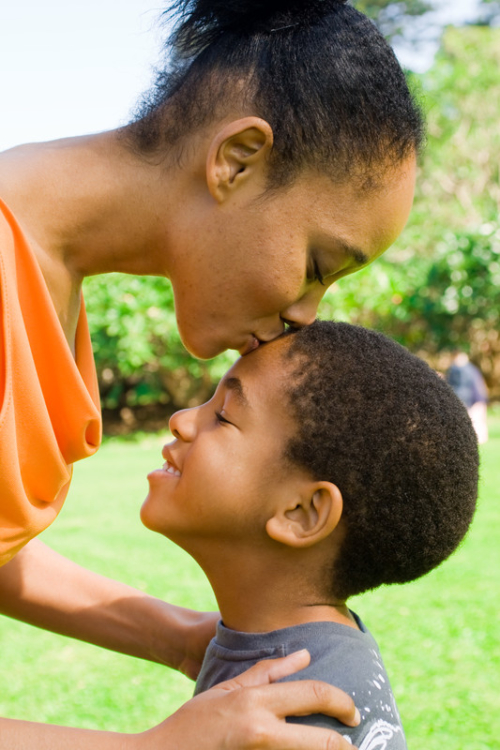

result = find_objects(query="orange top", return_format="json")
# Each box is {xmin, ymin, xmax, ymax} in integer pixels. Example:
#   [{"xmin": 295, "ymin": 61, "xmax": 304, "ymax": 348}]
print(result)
[{"xmin": 0, "ymin": 199, "xmax": 101, "ymax": 566}]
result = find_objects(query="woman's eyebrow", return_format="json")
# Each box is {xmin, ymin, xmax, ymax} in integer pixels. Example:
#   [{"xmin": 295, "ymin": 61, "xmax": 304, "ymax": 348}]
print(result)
[
  {"xmin": 223, "ymin": 376, "xmax": 250, "ymax": 408},
  {"xmin": 332, "ymin": 238, "xmax": 369, "ymax": 267},
  {"xmin": 318, "ymin": 236, "xmax": 370, "ymax": 275},
  {"xmin": 343, "ymin": 241, "xmax": 369, "ymax": 267}
]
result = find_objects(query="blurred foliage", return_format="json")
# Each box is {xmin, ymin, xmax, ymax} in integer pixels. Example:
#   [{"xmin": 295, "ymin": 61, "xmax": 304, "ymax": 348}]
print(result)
[
  {"xmin": 353, "ymin": 0, "xmax": 432, "ymax": 41},
  {"xmin": 320, "ymin": 224, "xmax": 500, "ymax": 393},
  {"xmin": 85, "ymin": 274, "xmax": 236, "ymax": 413},
  {"xmin": 84, "ymin": 27, "xmax": 500, "ymax": 416},
  {"xmin": 477, "ymin": 0, "xmax": 500, "ymax": 26},
  {"xmin": 318, "ymin": 27, "xmax": 500, "ymax": 395},
  {"xmin": 354, "ymin": 0, "xmax": 500, "ymax": 46}
]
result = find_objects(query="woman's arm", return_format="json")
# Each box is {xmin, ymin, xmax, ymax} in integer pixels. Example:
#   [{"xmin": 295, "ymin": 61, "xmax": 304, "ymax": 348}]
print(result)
[
  {"xmin": 0, "ymin": 539, "xmax": 217, "ymax": 677},
  {"xmin": 0, "ymin": 652, "xmax": 360, "ymax": 750}
]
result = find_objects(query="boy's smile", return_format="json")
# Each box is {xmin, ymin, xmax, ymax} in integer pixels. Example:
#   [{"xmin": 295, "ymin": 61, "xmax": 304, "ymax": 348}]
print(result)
[
  {"xmin": 141, "ymin": 337, "xmax": 312, "ymax": 558},
  {"xmin": 162, "ymin": 459, "xmax": 182, "ymax": 477}
]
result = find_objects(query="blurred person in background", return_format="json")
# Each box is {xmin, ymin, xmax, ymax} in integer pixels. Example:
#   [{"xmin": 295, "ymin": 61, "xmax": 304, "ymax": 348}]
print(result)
[{"xmin": 446, "ymin": 351, "xmax": 489, "ymax": 444}]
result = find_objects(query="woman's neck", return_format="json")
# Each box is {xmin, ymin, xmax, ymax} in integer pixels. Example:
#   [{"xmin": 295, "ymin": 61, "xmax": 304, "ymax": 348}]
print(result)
[
  {"xmin": 0, "ymin": 130, "xmax": 177, "ymax": 280},
  {"xmin": 0, "ymin": 131, "xmax": 179, "ymax": 344}
]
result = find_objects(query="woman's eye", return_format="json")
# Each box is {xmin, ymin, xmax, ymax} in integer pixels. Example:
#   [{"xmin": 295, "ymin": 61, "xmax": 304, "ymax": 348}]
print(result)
[
  {"xmin": 215, "ymin": 411, "xmax": 231, "ymax": 425},
  {"xmin": 308, "ymin": 259, "xmax": 325, "ymax": 286}
]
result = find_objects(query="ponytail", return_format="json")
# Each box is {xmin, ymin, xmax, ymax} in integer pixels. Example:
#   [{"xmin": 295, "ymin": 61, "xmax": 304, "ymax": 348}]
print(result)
[
  {"xmin": 166, "ymin": 0, "xmax": 350, "ymax": 56},
  {"xmin": 129, "ymin": 0, "xmax": 423, "ymax": 187}
]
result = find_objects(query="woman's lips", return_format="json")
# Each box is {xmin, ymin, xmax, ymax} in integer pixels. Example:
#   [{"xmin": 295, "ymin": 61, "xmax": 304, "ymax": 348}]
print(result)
[{"xmin": 238, "ymin": 336, "xmax": 261, "ymax": 356}]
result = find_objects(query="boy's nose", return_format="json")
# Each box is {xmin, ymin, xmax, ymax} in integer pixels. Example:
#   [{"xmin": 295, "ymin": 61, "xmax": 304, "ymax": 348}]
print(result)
[{"xmin": 169, "ymin": 407, "xmax": 198, "ymax": 442}]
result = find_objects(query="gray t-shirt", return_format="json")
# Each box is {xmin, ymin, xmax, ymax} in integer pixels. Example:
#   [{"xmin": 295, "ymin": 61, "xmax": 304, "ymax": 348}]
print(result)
[{"xmin": 195, "ymin": 615, "xmax": 407, "ymax": 750}]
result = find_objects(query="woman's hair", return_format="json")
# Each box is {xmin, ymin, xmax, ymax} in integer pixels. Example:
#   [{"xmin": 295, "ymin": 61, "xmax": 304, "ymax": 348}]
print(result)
[
  {"xmin": 128, "ymin": 0, "xmax": 424, "ymax": 187},
  {"xmin": 282, "ymin": 321, "xmax": 478, "ymax": 600}
]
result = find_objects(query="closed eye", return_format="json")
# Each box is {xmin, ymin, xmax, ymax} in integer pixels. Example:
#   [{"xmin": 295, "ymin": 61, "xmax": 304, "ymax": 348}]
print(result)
[
  {"xmin": 308, "ymin": 258, "xmax": 325, "ymax": 286},
  {"xmin": 215, "ymin": 411, "xmax": 232, "ymax": 425},
  {"xmin": 315, "ymin": 261, "xmax": 325, "ymax": 286}
]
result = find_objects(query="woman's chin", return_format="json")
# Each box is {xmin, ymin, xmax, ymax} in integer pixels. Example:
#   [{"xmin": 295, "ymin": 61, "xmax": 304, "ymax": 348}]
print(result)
[{"xmin": 180, "ymin": 331, "xmax": 228, "ymax": 360}]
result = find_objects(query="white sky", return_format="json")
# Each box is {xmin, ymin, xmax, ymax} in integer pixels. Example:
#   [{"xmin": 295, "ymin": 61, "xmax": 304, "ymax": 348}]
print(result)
[
  {"xmin": 0, "ymin": 0, "xmax": 483, "ymax": 153},
  {"xmin": 0, "ymin": 1, "xmax": 162, "ymax": 151}
]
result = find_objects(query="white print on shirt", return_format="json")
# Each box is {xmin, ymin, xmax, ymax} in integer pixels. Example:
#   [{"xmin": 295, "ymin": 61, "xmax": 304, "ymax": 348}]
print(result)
[{"xmin": 351, "ymin": 719, "xmax": 403, "ymax": 750}]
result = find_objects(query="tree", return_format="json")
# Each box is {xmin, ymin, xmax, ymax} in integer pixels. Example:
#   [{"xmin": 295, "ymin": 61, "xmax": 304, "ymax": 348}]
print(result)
[
  {"xmin": 477, "ymin": 0, "xmax": 500, "ymax": 26},
  {"xmin": 353, "ymin": 0, "xmax": 433, "ymax": 42},
  {"xmin": 85, "ymin": 273, "xmax": 236, "ymax": 416},
  {"xmin": 319, "ymin": 27, "xmax": 500, "ymax": 395}
]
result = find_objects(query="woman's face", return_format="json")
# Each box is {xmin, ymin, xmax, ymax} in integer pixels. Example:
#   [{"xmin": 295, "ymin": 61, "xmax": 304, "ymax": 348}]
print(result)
[{"xmin": 169, "ymin": 156, "xmax": 416, "ymax": 359}]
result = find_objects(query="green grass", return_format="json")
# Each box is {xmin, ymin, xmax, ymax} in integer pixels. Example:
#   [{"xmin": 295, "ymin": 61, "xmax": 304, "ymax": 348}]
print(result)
[{"xmin": 0, "ymin": 414, "xmax": 499, "ymax": 748}]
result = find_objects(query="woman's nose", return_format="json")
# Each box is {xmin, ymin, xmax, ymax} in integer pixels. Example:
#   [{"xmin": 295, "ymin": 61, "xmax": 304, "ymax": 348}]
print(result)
[
  {"xmin": 280, "ymin": 285, "xmax": 326, "ymax": 328},
  {"xmin": 169, "ymin": 407, "xmax": 198, "ymax": 442}
]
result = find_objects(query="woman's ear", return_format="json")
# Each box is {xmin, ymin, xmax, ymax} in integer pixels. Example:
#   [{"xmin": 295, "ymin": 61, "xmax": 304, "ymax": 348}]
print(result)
[
  {"xmin": 206, "ymin": 117, "xmax": 274, "ymax": 203},
  {"xmin": 266, "ymin": 482, "xmax": 343, "ymax": 549}
]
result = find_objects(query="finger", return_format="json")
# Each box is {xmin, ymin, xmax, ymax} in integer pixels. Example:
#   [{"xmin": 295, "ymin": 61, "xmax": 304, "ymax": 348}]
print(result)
[
  {"xmin": 258, "ymin": 680, "xmax": 360, "ymax": 728},
  {"xmin": 214, "ymin": 668, "xmax": 360, "ymax": 729},
  {"xmin": 255, "ymin": 721, "xmax": 358, "ymax": 750},
  {"xmin": 218, "ymin": 650, "xmax": 311, "ymax": 690},
  {"xmin": 266, "ymin": 650, "xmax": 312, "ymax": 683}
]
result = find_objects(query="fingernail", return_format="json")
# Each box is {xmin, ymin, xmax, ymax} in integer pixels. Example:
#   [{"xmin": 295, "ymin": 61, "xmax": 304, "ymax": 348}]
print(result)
[
  {"xmin": 289, "ymin": 649, "xmax": 310, "ymax": 664},
  {"xmin": 353, "ymin": 708, "xmax": 361, "ymax": 725},
  {"xmin": 288, "ymin": 649, "xmax": 309, "ymax": 659}
]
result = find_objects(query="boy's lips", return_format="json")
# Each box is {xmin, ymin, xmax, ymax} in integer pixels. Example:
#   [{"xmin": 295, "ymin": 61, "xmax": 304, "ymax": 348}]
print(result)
[
  {"xmin": 161, "ymin": 448, "xmax": 182, "ymax": 477},
  {"xmin": 162, "ymin": 460, "xmax": 181, "ymax": 478}
]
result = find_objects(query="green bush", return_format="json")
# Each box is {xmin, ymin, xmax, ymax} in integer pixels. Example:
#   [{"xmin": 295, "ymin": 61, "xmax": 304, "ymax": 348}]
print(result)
[{"xmin": 84, "ymin": 274, "xmax": 236, "ymax": 411}]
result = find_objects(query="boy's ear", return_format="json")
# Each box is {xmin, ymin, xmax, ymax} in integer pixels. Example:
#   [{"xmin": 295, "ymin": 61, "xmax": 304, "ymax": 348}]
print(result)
[
  {"xmin": 206, "ymin": 117, "xmax": 274, "ymax": 203},
  {"xmin": 266, "ymin": 482, "xmax": 343, "ymax": 549}
]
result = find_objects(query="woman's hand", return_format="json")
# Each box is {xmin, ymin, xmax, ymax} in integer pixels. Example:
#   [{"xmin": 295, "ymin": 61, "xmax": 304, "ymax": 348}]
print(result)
[
  {"xmin": 139, "ymin": 650, "xmax": 360, "ymax": 750},
  {"xmin": 0, "ymin": 628, "xmax": 358, "ymax": 749},
  {"xmin": 0, "ymin": 544, "xmax": 359, "ymax": 748}
]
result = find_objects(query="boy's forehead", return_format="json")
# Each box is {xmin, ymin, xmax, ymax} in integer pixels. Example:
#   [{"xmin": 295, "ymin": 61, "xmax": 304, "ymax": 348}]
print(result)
[{"xmin": 224, "ymin": 336, "xmax": 293, "ymax": 398}]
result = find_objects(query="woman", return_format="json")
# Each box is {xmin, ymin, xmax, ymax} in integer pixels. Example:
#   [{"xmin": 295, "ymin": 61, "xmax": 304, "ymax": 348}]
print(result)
[{"xmin": 0, "ymin": 0, "xmax": 422, "ymax": 747}]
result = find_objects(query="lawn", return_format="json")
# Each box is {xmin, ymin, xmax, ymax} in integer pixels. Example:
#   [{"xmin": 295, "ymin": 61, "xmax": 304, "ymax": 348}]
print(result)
[{"xmin": 0, "ymin": 411, "xmax": 499, "ymax": 748}]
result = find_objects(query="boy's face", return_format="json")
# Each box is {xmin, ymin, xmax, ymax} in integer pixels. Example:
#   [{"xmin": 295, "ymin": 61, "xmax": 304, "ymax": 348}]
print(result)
[{"xmin": 141, "ymin": 337, "xmax": 310, "ymax": 554}]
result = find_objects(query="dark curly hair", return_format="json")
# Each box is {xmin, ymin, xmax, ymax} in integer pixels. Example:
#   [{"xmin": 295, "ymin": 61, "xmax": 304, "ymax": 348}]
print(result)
[
  {"xmin": 282, "ymin": 321, "xmax": 478, "ymax": 600},
  {"xmin": 127, "ymin": 0, "xmax": 424, "ymax": 187}
]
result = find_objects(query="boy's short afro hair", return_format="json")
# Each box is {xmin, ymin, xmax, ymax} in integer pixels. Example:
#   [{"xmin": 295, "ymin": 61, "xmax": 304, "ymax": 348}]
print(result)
[{"xmin": 283, "ymin": 321, "xmax": 479, "ymax": 600}]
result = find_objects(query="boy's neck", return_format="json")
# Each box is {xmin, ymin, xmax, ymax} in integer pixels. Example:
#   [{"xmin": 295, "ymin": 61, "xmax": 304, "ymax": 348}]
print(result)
[
  {"xmin": 198, "ymin": 544, "xmax": 359, "ymax": 634},
  {"xmin": 219, "ymin": 599, "xmax": 359, "ymax": 634}
]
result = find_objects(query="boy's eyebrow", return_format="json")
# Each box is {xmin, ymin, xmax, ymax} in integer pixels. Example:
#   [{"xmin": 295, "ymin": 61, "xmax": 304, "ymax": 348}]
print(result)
[{"xmin": 223, "ymin": 376, "xmax": 249, "ymax": 408}]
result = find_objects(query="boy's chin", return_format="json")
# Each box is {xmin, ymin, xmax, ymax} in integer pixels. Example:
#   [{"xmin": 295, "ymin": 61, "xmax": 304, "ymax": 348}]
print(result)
[
  {"xmin": 140, "ymin": 498, "xmax": 182, "ymax": 543},
  {"xmin": 139, "ymin": 498, "xmax": 162, "ymax": 533}
]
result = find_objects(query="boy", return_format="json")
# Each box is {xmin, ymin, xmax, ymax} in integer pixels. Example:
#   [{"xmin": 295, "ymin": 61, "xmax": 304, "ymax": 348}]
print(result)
[{"xmin": 141, "ymin": 321, "xmax": 478, "ymax": 749}]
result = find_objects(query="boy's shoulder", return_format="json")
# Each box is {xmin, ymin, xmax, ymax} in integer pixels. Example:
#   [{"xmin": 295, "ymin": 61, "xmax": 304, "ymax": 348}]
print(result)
[
  {"xmin": 280, "ymin": 618, "xmax": 407, "ymax": 749},
  {"xmin": 195, "ymin": 616, "xmax": 408, "ymax": 750}
]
